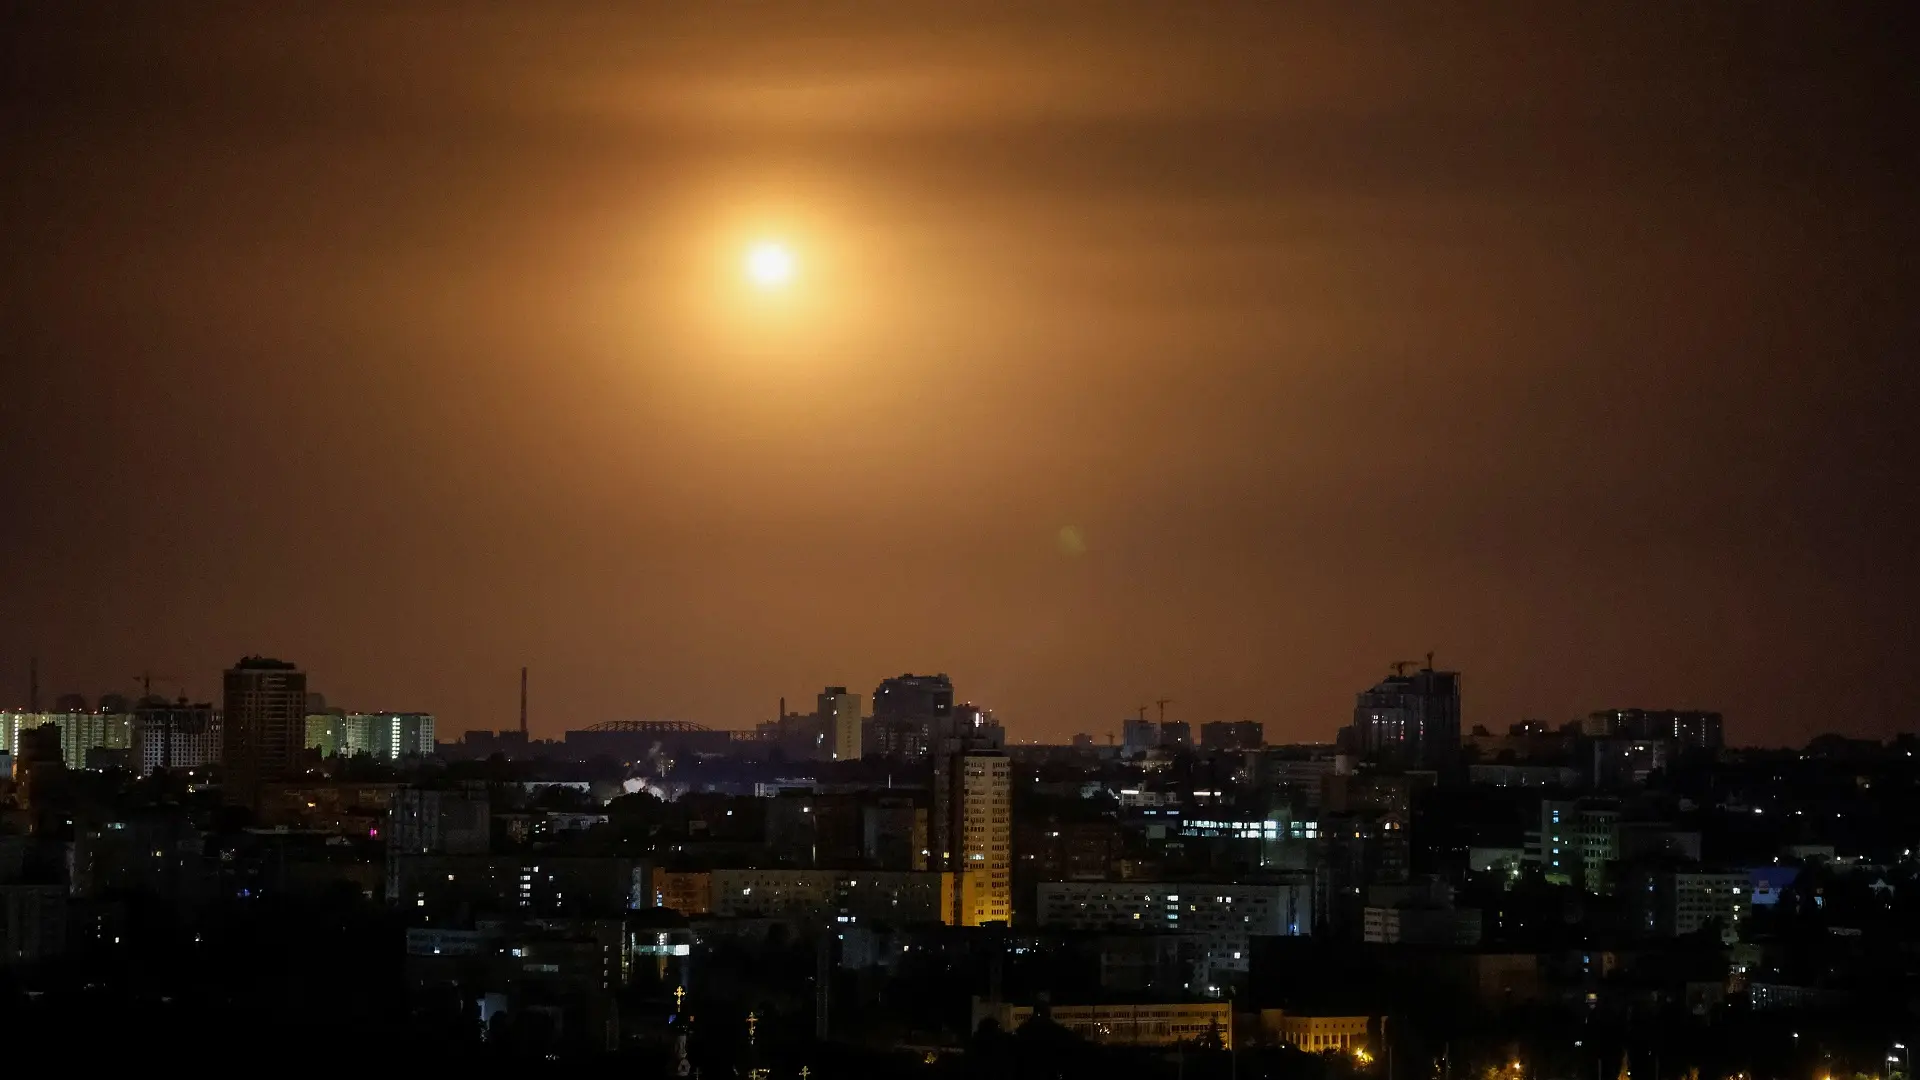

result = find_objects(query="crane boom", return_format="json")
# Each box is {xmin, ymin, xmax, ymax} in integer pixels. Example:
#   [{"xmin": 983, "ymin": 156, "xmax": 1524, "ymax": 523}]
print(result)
[
  {"xmin": 1390, "ymin": 653, "xmax": 1439, "ymax": 677},
  {"xmin": 134, "ymin": 671, "xmax": 181, "ymax": 700}
]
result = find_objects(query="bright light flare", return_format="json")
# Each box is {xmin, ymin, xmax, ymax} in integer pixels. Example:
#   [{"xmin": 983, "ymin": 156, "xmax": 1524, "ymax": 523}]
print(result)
[{"xmin": 745, "ymin": 242, "xmax": 795, "ymax": 288}]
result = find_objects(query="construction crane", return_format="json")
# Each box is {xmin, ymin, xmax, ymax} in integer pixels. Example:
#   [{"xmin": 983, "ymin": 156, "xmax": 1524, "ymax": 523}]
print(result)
[
  {"xmin": 1390, "ymin": 653, "xmax": 1438, "ymax": 677},
  {"xmin": 1155, "ymin": 698, "xmax": 1174, "ymax": 724},
  {"xmin": 133, "ymin": 671, "xmax": 183, "ymax": 772},
  {"xmin": 1135, "ymin": 705, "xmax": 1148, "ymax": 723},
  {"xmin": 133, "ymin": 671, "xmax": 181, "ymax": 701}
]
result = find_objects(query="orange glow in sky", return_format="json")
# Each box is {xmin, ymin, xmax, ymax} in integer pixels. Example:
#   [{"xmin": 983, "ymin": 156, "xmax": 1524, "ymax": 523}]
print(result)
[{"xmin": 745, "ymin": 241, "xmax": 795, "ymax": 288}]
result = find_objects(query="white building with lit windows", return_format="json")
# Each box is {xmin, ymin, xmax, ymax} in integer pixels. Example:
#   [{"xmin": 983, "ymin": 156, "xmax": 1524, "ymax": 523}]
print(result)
[
  {"xmin": 1634, "ymin": 869, "xmax": 1748, "ymax": 942},
  {"xmin": 306, "ymin": 711, "xmax": 434, "ymax": 760}
]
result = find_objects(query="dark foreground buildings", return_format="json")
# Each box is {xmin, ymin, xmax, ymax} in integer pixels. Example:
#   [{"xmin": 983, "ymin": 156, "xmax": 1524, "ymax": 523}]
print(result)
[{"xmin": 4, "ymin": 654, "xmax": 1917, "ymax": 1075}]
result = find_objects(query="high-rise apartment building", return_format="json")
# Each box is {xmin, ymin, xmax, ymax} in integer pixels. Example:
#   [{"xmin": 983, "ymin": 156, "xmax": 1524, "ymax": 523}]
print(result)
[
  {"xmin": 222, "ymin": 657, "xmax": 308, "ymax": 810},
  {"xmin": 68, "ymin": 711, "xmax": 134, "ymax": 768},
  {"xmin": 390, "ymin": 788, "xmax": 491, "ymax": 855},
  {"xmin": 862, "ymin": 797, "xmax": 929, "ymax": 870},
  {"xmin": 1, "ymin": 884, "xmax": 67, "ymax": 965},
  {"xmin": 304, "ymin": 711, "xmax": 434, "ymax": 760},
  {"xmin": 867, "ymin": 673, "xmax": 955, "ymax": 760},
  {"xmin": 304, "ymin": 712, "xmax": 358, "ymax": 758},
  {"xmin": 872, "ymin": 673, "xmax": 953, "ymax": 723},
  {"xmin": 1583, "ymin": 709, "xmax": 1724, "ymax": 752},
  {"xmin": 939, "ymin": 703, "xmax": 1005, "ymax": 750},
  {"xmin": 1351, "ymin": 662, "xmax": 1461, "ymax": 769},
  {"xmin": 363, "ymin": 712, "xmax": 435, "ymax": 760},
  {"xmin": 3, "ymin": 710, "xmax": 136, "ymax": 769},
  {"xmin": 1532, "ymin": 798, "xmax": 1621, "ymax": 893},
  {"xmin": 133, "ymin": 700, "xmax": 221, "ymax": 773},
  {"xmin": 1122, "ymin": 717, "xmax": 1159, "ymax": 758},
  {"xmin": 865, "ymin": 718, "xmax": 932, "ymax": 758},
  {"xmin": 12, "ymin": 725, "xmax": 63, "ymax": 807},
  {"xmin": 1200, "ymin": 720, "xmax": 1264, "ymax": 752},
  {"xmin": 1590, "ymin": 738, "xmax": 1672, "ymax": 789},
  {"xmin": 1632, "ymin": 869, "xmax": 1747, "ymax": 942},
  {"xmin": 933, "ymin": 749, "xmax": 1012, "ymax": 926},
  {"xmin": 820, "ymin": 686, "xmax": 863, "ymax": 761}
]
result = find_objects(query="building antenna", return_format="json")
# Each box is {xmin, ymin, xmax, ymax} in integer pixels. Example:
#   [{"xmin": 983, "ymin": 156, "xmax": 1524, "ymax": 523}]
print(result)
[{"xmin": 519, "ymin": 666, "xmax": 529, "ymax": 738}]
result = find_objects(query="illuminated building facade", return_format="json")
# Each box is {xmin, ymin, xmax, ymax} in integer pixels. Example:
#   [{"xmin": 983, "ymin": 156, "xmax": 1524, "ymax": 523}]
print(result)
[
  {"xmin": 1258, "ymin": 1011, "xmax": 1372, "ymax": 1053},
  {"xmin": 305, "ymin": 711, "xmax": 435, "ymax": 760},
  {"xmin": 653, "ymin": 870, "xmax": 713, "ymax": 915},
  {"xmin": 934, "ymin": 750, "xmax": 1012, "ymax": 925},
  {"xmin": 820, "ymin": 686, "xmax": 863, "ymax": 761},
  {"xmin": 363, "ymin": 712, "xmax": 435, "ymax": 760},
  {"xmin": 3, "ymin": 711, "xmax": 135, "ymax": 768}
]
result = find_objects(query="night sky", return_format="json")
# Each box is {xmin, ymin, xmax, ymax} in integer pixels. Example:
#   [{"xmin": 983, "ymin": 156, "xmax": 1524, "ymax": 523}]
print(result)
[{"xmin": 2, "ymin": 6, "xmax": 1914, "ymax": 744}]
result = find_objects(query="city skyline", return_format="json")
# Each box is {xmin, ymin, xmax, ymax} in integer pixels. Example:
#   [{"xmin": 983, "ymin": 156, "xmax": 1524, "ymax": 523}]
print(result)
[
  {"xmin": 5, "ymin": 6, "xmax": 1916, "ymax": 1069},
  {"xmin": 3, "ymin": 7, "xmax": 1914, "ymax": 748},
  {"xmin": 3, "ymin": 654, "xmax": 1750, "ymax": 750}
]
